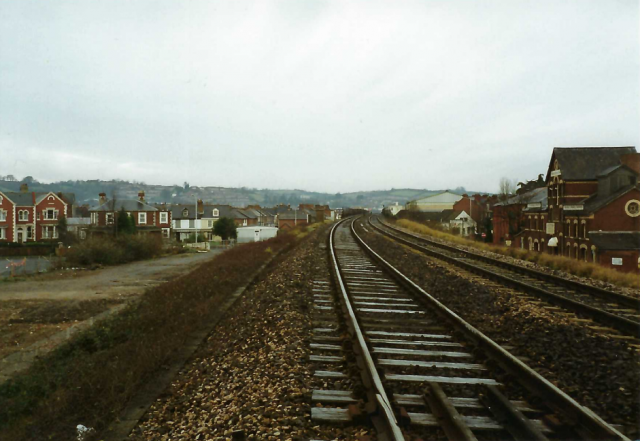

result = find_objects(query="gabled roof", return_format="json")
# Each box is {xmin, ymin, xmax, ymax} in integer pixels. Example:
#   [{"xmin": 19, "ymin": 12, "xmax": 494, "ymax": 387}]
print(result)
[
  {"xmin": 582, "ymin": 184, "xmax": 640, "ymax": 214},
  {"xmin": 589, "ymin": 231, "xmax": 640, "ymax": 251},
  {"xmin": 494, "ymin": 187, "xmax": 546, "ymax": 207},
  {"xmin": 549, "ymin": 147, "xmax": 637, "ymax": 181},
  {"xmin": 413, "ymin": 191, "xmax": 462, "ymax": 205},
  {"xmin": 90, "ymin": 199, "xmax": 158, "ymax": 212},
  {"xmin": 35, "ymin": 192, "xmax": 67, "ymax": 205}
]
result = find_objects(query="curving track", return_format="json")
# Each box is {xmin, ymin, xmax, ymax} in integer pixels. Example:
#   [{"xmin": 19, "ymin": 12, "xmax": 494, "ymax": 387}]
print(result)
[
  {"xmin": 369, "ymin": 215, "xmax": 640, "ymax": 338},
  {"xmin": 313, "ymin": 217, "xmax": 629, "ymax": 441}
]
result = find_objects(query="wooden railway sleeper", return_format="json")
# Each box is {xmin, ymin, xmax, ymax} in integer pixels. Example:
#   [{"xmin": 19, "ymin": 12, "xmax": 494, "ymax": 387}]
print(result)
[
  {"xmin": 480, "ymin": 385, "xmax": 549, "ymax": 441},
  {"xmin": 424, "ymin": 382, "xmax": 478, "ymax": 441}
]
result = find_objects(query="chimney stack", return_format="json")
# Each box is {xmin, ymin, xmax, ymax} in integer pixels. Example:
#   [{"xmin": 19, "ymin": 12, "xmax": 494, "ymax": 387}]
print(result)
[
  {"xmin": 20, "ymin": 183, "xmax": 28, "ymax": 193},
  {"xmin": 620, "ymin": 153, "xmax": 640, "ymax": 175},
  {"xmin": 138, "ymin": 191, "xmax": 145, "ymax": 202},
  {"xmin": 99, "ymin": 193, "xmax": 107, "ymax": 205}
]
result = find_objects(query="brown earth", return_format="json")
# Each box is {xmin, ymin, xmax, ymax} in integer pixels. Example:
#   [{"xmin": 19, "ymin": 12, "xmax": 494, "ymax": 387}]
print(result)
[{"xmin": 0, "ymin": 251, "xmax": 222, "ymax": 361}]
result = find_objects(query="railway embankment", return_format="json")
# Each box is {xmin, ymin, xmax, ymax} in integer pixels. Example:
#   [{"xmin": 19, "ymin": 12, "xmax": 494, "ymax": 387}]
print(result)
[
  {"xmin": 354, "ymin": 220, "xmax": 639, "ymax": 436},
  {"xmin": 0, "ymin": 232, "xmax": 301, "ymax": 441},
  {"xmin": 129, "ymin": 223, "xmax": 375, "ymax": 441}
]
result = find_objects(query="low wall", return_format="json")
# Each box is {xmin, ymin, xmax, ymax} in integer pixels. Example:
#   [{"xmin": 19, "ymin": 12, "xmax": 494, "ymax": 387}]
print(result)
[{"xmin": 0, "ymin": 246, "xmax": 56, "ymax": 257}]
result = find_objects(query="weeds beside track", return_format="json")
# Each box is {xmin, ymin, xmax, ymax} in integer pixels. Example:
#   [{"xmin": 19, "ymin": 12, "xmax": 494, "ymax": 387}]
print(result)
[{"xmin": 0, "ymin": 233, "xmax": 299, "ymax": 441}]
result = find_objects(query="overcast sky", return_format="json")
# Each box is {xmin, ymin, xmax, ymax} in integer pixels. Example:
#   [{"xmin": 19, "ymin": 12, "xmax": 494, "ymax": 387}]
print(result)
[{"xmin": 1, "ymin": 1, "xmax": 638, "ymax": 194}]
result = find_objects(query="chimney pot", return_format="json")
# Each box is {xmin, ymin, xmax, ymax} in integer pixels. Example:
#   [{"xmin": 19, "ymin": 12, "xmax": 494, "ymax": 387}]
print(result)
[
  {"xmin": 99, "ymin": 193, "xmax": 107, "ymax": 205},
  {"xmin": 20, "ymin": 183, "xmax": 28, "ymax": 193},
  {"xmin": 138, "ymin": 191, "xmax": 145, "ymax": 202}
]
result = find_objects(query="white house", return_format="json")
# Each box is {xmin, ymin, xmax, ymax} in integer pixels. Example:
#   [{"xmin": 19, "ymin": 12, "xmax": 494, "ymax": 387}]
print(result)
[
  {"xmin": 386, "ymin": 202, "xmax": 403, "ymax": 216},
  {"xmin": 448, "ymin": 210, "xmax": 477, "ymax": 237}
]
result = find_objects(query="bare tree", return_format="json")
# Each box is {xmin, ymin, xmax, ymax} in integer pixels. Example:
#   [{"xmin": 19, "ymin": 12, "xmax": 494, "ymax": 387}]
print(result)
[{"xmin": 498, "ymin": 177, "xmax": 517, "ymax": 202}]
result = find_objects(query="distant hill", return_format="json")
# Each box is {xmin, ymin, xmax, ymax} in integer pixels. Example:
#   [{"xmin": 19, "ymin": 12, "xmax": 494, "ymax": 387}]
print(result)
[{"xmin": 0, "ymin": 177, "xmax": 480, "ymax": 210}]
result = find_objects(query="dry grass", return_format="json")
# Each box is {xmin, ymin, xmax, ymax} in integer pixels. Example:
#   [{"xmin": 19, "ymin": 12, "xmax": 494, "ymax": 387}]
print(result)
[
  {"xmin": 0, "ymin": 232, "xmax": 303, "ymax": 440},
  {"xmin": 395, "ymin": 219, "xmax": 640, "ymax": 289}
]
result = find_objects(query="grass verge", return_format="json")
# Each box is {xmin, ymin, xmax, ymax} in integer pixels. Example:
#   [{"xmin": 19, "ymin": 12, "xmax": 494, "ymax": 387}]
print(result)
[
  {"xmin": 394, "ymin": 219, "xmax": 640, "ymax": 289},
  {"xmin": 0, "ymin": 232, "xmax": 300, "ymax": 440}
]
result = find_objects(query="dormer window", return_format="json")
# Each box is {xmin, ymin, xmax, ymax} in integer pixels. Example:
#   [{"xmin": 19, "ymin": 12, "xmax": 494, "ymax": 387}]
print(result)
[
  {"xmin": 213, "ymin": 208, "xmax": 219, "ymax": 217},
  {"xmin": 182, "ymin": 208, "xmax": 189, "ymax": 217}
]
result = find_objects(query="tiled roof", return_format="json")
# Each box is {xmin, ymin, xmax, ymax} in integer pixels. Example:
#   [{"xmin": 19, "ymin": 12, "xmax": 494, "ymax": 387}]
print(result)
[
  {"xmin": 551, "ymin": 147, "xmax": 637, "ymax": 181},
  {"xmin": 494, "ymin": 187, "xmax": 547, "ymax": 207},
  {"xmin": 90, "ymin": 199, "xmax": 158, "ymax": 212},
  {"xmin": 589, "ymin": 231, "xmax": 640, "ymax": 251}
]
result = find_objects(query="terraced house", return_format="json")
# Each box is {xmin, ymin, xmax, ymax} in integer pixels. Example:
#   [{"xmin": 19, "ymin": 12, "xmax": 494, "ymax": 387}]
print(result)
[
  {"xmin": 89, "ymin": 191, "xmax": 171, "ymax": 238},
  {"xmin": 0, "ymin": 185, "xmax": 73, "ymax": 243}
]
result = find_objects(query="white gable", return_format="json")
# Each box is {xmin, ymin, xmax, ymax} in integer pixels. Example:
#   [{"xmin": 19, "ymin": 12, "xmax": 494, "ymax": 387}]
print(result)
[{"xmin": 454, "ymin": 210, "xmax": 470, "ymax": 220}]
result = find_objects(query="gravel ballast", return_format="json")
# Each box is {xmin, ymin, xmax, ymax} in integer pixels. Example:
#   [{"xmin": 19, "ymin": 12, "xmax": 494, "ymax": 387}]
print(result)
[
  {"xmin": 130, "ymin": 226, "xmax": 374, "ymax": 441},
  {"xmin": 355, "ymin": 222, "xmax": 640, "ymax": 437}
]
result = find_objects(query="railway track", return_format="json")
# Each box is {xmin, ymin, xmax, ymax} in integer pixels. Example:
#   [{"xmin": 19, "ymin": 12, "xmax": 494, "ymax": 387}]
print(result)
[
  {"xmin": 309, "ymin": 217, "xmax": 628, "ymax": 440},
  {"xmin": 369, "ymin": 216, "xmax": 640, "ymax": 338}
]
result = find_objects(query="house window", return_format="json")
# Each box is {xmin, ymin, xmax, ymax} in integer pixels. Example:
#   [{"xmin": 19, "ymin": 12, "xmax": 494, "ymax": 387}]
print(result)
[
  {"xmin": 213, "ymin": 208, "xmax": 219, "ymax": 217},
  {"xmin": 0, "ymin": 227, "xmax": 5, "ymax": 239},
  {"xmin": 243, "ymin": 219, "xmax": 247, "ymax": 226},
  {"xmin": 42, "ymin": 226, "xmax": 58, "ymax": 239},
  {"xmin": 182, "ymin": 209, "xmax": 189, "ymax": 217},
  {"xmin": 160, "ymin": 212, "xmax": 168, "ymax": 223},
  {"xmin": 19, "ymin": 210, "xmax": 29, "ymax": 221},
  {"xmin": 162, "ymin": 228, "xmax": 170, "ymax": 239},
  {"xmin": 139, "ymin": 212, "xmax": 147, "ymax": 224},
  {"xmin": 91, "ymin": 212, "xmax": 98, "ymax": 225},
  {"xmin": 0, "ymin": 210, "xmax": 6, "ymax": 221},
  {"xmin": 46, "ymin": 209, "xmax": 57, "ymax": 220},
  {"xmin": 106, "ymin": 213, "xmax": 115, "ymax": 225},
  {"xmin": 27, "ymin": 226, "xmax": 32, "ymax": 239},
  {"xmin": 79, "ymin": 230, "xmax": 87, "ymax": 240},
  {"xmin": 208, "ymin": 220, "xmax": 213, "ymax": 228}
]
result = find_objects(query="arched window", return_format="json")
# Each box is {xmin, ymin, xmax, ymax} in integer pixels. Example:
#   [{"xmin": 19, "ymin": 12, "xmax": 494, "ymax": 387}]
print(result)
[
  {"xmin": 213, "ymin": 208, "xmax": 219, "ymax": 217},
  {"xmin": 574, "ymin": 243, "xmax": 579, "ymax": 260},
  {"xmin": 182, "ymin": 208, "xmax": 189, "ymax": 217}
]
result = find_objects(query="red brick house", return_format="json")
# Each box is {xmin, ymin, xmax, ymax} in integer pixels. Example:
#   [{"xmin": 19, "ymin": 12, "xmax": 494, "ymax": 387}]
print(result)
[
  {"xmin": 500, "ymin": 147, "xmax": 639, "ymax": 273},
  {"xmin": 0, "ymin": 188, "xmax": 71, "ymax": 243},
  {"xmin": 89, "ymin": 192, "xmax": 172, "ymax": 238},
  {"xmin": 277, "ymin": 210, "xmax": 309, "ymax": 230}
]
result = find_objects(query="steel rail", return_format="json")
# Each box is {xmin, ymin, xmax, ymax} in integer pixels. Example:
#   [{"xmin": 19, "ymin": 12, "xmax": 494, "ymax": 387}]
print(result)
[
  {"xmin": 328, "ymin": 218, "xmax": 405, "ymax": 441},
  {"xmin": 376, "ymin": 216, "xmax": 639, "ymax": 309},
  {"xmin": 369, "ymin": 216, "xmax": 640, "ymax": 336},
  {"xmin": 351, "ymin": 217, "xmax": 630, "ymax": 441}
]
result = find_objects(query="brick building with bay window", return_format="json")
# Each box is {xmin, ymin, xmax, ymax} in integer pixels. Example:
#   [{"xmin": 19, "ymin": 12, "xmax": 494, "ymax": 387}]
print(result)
[{"xmin": 0, "ymin": 188, "xmax": 72, "ymax": 243}]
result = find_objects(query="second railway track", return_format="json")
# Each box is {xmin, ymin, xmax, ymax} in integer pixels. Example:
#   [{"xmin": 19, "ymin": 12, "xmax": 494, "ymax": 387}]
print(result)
[
  {"xmin": 368, "ymin": 215, "xmax": 640, "ymax": 338},
  {"xmin": 312, "ymin": 217, "xmax": 629, "ymax": 441}
]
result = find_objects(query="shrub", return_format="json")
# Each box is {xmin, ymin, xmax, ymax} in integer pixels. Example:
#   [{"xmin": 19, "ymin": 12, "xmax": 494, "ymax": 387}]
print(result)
[
  {"xmin": 0, "ymin": 228, "xmax": 305, "ymax": 440},
  {"xmin": 65, "ymin": 235, "xmax": 163, "ymax": 266}
]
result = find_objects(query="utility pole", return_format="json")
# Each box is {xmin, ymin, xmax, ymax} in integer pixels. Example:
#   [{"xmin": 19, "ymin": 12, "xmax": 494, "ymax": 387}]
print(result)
[{"xmin": 195, "ymin": 195, "xmax": 198, "ymax": 245}]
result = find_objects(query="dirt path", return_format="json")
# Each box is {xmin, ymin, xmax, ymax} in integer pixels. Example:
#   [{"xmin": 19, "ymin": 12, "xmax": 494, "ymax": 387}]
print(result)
[
  {"xmin": 0, "ymin": 250, "xmax": 223, "ymax": 302},
  {"xmin": 0, "ymin": 250, "xmax": 224, "ymax": 365}
]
